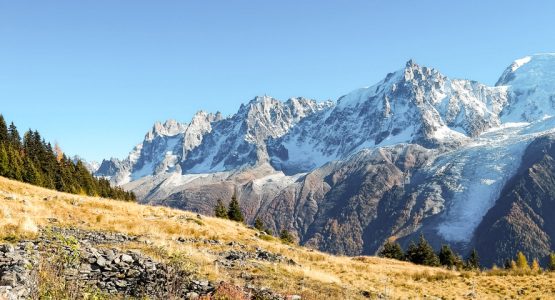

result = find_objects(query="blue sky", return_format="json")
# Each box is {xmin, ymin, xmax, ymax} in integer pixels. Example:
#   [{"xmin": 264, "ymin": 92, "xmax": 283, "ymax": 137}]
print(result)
[{"xmin": 1, "ymin": 0, "xmax": 555, "ymax": 162}]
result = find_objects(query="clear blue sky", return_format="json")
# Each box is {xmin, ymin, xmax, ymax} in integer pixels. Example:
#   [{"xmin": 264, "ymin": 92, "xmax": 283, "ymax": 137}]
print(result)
[{"xmin": 1, "ymin": 0, "xmax": 555, "ymax": 162}]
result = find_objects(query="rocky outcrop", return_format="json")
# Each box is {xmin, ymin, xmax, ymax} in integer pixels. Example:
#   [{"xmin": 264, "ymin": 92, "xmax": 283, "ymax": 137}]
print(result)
[
  {"xmin": 474, "ymin": 134, "xmax": 555, "ymax": 266},
  {"xmin": 0, "ymin": 244, "xmax": 37, "ymax": 300},
  {"xmin": 0, "ymin": 227, "xmax": 293, "ymax": 300}
]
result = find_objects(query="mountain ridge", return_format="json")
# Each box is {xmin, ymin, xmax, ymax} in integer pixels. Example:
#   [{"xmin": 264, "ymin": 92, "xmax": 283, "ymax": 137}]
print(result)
[{"xmin": 95, "ymin": 54, "xmax": 555, "ymax": 266}]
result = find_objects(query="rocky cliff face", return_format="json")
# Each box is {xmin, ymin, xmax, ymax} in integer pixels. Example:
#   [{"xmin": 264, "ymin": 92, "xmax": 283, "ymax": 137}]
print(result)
[
  {"xmin": 98, "ymin": 54, "xmax": 555, "ymax": 266},
  {"xmin": 474, "ymin": 134, "xmax": 555, "ymax": 266}
]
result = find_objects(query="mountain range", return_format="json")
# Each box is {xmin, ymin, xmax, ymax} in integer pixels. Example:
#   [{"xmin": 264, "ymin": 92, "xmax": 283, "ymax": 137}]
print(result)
[{"xmin": 94, "ymin": 53, "xmax": 555, "ymax": 266}]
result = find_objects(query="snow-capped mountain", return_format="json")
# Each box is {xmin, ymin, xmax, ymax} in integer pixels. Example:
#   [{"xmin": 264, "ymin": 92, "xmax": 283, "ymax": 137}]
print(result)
[
  {"xmin": 498, "ymin": 53, "xmax": 555, "ymax": 122},
  {"xmin": 269, "ymin": 60, "xmax": 508, "ymax": 174},
  {"xmin": 98, "ymin": 97, "xmax": 331, "ymax": 184},
  {"xmin": 98, "ymin": 53, "xmax": 555, "ymax": 266}
]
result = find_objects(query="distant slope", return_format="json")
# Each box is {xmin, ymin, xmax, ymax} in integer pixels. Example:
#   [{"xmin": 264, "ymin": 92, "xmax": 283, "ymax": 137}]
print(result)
[{"xmin": 474, "ymin": 134, "xmax": 555, "ymax": 266}]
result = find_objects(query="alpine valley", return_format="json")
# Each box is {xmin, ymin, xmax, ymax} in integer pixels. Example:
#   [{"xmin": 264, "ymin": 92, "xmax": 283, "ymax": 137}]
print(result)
[{"xmin": 95, "ymin": 54, "xmax": 555, "ymax": 267}]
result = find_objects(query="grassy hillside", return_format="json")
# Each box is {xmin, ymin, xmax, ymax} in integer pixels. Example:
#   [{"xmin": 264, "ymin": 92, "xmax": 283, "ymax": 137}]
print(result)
[{"xmin": 0, "ymin": 176, "xmax": 554, "ymax": 299}]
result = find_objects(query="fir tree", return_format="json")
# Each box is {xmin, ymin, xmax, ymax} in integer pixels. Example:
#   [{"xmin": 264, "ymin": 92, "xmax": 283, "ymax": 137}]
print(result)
[
  {"xmin": 504, "ymin": 259, "xmax": 512, "ymax": 270},
  {"xmin": 7, "ymin": 122, "xmax": 20, "ymax": 147},
  {"xmin": 405, "ymin": 234, "xmax": 440, "ymax": 266},
  {"xmin": 6, "ymin": 145, "xmax": 23, "ymax": 180},
  {"xmin": 214, "ymin": 199, "xmax": 228, "ymax": 218},
  {"xmin": 0, "ymin": 145, "xmax": 8, "ymax": 176},
  {"xmin": 227, "ymin": 192, "xmax": 244, "ymax": 222},
  {"xmin": 279, "ymin": 229, "xmax": 295, "ymax": 244},
  {"xmin": 438, "ymin": 244, "xmax": 456, "ymax": 268},
  {"xmin": 516, "ymin": 251, "xmax": 529, "ymax": 270},
  {"xmin": 378, "ymin": 240, "xmax": 404, "ymax": 261},
  {"xmin": 254, "ymin": 217, "xmax": 264, "ymax": 231},
  {"xmin": 549, "ymin": 253, "xmax": 555, "ymax": 272},
  {"xmin": 22, "ymin": 156, "xmax": 41, "ymax": 185},
  {"xmin": 466, "ymin": 249, "xmax": 480, "ymax": 270},
  {"xmin": 0, "ymin": 115, "xmax": 8, "ymax": 144}
]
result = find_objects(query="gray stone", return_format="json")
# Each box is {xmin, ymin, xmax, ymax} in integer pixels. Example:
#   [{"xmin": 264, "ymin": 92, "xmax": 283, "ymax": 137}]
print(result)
[
  {"xmin": 0, "ymin": 244, "xmax": 15, "ymax": 253},
  {"xmin": 120, "ymin": 254, "xmax": 134, "ymax": 264},
  {"xmin": 115, "ymin": 280, "xmax": 127, "ymax": 288},
  {"xmin": 0, "ymin": 273, "xmax": 17, "ymax": 286},
  {"xmin": 96, "ymin": 256, "xmax": 107, "ymax": 267},
  {"xmin": 126, "ymin": 269, "xmax": 141, "ymax": 278}
]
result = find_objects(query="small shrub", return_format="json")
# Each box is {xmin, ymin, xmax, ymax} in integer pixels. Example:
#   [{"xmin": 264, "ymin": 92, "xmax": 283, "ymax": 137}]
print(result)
[{"xmin": 259, "ymin": 234, "xmax": 274, "ymax": 242}]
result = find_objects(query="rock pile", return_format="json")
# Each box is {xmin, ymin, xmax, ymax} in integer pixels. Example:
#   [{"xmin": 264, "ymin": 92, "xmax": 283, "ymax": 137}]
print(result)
[
  {"xmin": 0, "ymin": 243, "xmax": 37, "ymax": 300},
  {"xmin": 73, "ymin": 246, "xmax": 215, "ymax": 298},
  {"xmin": 0, "ymin": 227, "xmax": 298, "ymax": 299},
  {"xmin": 217, "ymin": 248, "xmax": 297, "ymax": 268}
]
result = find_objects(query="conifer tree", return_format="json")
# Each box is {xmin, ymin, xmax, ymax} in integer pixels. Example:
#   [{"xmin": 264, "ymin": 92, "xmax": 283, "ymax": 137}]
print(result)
[
  {"xmin": 227, "ymin": 192, "xmax": 244, "ymax": 222},
  {"xmin": 516, "ymin": 251, "xmax": 529, "ymax": 270},
  {"xmin": 6, "ymin": 145, "xmax": 23, "ymax": 180},
  {"xmin": 549, "ymin": 253, "xmax": 555, "ymax": 272},
  {"xmin": 0, "ymin": 115, "xmax": 8, "ymax": 144},
  {"xmin": 254, "ymin": 217, "xmax": 264, "ymax": 231},
  {"xmin": 7, "ymin": 122, "xmax": 20, "ymax": 147},
  {"xmin": 503, "ymin": 259, "xmax": 512, "ymax": 270},
  {"xmin": 438, "ymin": 244, "xmax": 456, "ymax": 268},
  {"xmin": 0, "ymin": 146, "xmax": 8, "ymax": 176},
  {"xmin": 22, "ymin": 156, "xmax": 41, "ymax": 185},
  {"xmin": 379, "ymin": 240, "xmax": 405, "ymax": 261},
  {"xmin": 466, "ymin": 249, "xmax": 480, "ymax": 270},
  {"xmin": 279, "ymin": 229, "xmax": 295, "ymax": 244},
  {"xmin": 214, "ymin": 199, "xmax": 228, "ymax": 218},
  {"xmin": 405, "ymin": 234, "xmax": 439, "ymax": 266}
]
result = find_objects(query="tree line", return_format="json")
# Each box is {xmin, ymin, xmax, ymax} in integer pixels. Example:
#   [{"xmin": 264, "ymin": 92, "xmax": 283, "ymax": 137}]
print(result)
[
  {"xmin": 379, "ymin": 234, "xmax": 555, "ymax": 272},
  {"xmin": 0, "ymin": 115, "xmax": 135, "ymax": 201},
  {"xmin": 379, "ymin": 234, "xmax": 479, "ymax": 270}
]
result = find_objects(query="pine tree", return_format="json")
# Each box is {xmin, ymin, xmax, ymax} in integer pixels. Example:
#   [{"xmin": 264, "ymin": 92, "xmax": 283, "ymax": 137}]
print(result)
[
  {"xmin": 279, "ymin": 229, "xmax": 295, "ymax": 244},
  {"xmin": 438, "ymin": 244, "xmax": 456, "ymax": 268},
  {"xmin": 0, "ymin": 145, "xmax": 8, "ymax": 176},
  {"xmin": 516, "ymin": 251, "xmax": 529, "ymax": 270},
  {"xmin": 254, "ymin": 217, "xmax": 264, "ymax": 231},
  {"xmin": 6, "ymin": 145, "xmax": 23, "ymax": 180},
  {"xmin": 0, "ymin": 115, "xmax": 8, "ymax": 144},
  {"xmin": 227, "ymin": 192, "xmax": 244, "ymax": 222},
  {"xmin": 214, "ymin": 199, "xmax": 228, "ymax": 218},
  {"xmin": 549, "ymin": 253, "xmax": 555, "ymax": 272},
  {"xmin": 405, "ymin": 234, "xmax": 439, "ymax": 266},
  {"xmin": 466, "ymin": 249, "xmax": 480, "ymax": 270},
  {"xmin": 7, "ymin": 122, "xmax": 20, "ymax": 147},
  {"xmin": 22, "ymin": 156, "xmax": 41, "ymax": 185},
  {"xmin": 379, "ymin": 240, "xmax": 404, "ymax": 261},
  {"xmin": 504, "ymin": 259, "xmax": 512, "ymax": 270}
]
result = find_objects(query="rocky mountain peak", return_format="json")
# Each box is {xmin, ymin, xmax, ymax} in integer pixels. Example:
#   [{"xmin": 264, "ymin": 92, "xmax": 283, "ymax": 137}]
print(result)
[{"xmin": 146, "ymin": 119, "xmax": 187, "ymax": 141}]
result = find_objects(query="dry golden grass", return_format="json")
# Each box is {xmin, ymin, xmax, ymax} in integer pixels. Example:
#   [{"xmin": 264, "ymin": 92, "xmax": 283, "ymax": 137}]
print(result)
[{"xmin": 1, "ymin": 176, "xmax": 554, "ymax": 299}]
